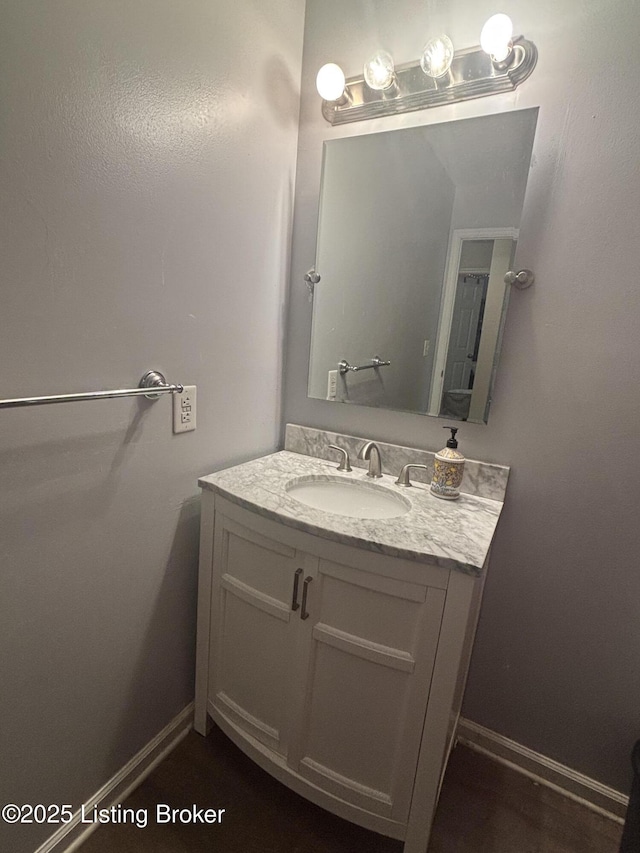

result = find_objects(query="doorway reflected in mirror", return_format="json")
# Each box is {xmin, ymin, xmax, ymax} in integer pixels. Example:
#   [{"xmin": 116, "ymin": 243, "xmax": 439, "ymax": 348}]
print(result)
[{"xmin": 432, "ymin": 230, "xmax": 516, "ymax": 422}]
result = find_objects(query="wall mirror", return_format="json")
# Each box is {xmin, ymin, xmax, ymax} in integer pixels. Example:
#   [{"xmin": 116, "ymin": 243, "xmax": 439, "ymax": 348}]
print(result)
[{"xmin": 307, "ymin": 108, "xmax": 538, "ymax": 423}]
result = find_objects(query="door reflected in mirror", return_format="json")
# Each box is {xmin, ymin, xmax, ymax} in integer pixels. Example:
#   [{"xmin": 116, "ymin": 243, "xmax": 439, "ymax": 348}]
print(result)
[
  {"xmin": 432, "ymin": 229, "xmax": 516, "ymax": 423},
  {"xmin": 307, "ymin": 108, "xmax": 538, "ymax": 423}
]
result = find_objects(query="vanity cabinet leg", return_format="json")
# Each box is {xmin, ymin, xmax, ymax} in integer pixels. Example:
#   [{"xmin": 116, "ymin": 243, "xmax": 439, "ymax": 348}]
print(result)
[
  {"xmin": 194, "ymin": 625, "xmax": 212, "ymax": 735},
  {"xmin": 403, "ymin": 571, "xmax": 478, "ymax": 853},
  {"xmin": 194, "ymin": 492, "xmax": 216, "ymax": 737},
  {"xmin": 194, "ymin": 705, "xmax": 212, "ymax": 736}
]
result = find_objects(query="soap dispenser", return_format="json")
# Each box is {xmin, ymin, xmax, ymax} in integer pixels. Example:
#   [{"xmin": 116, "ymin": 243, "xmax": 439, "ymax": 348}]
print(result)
[{"xmin": 430, "ymin": 427, "xmax": 465, "ymax": 500}]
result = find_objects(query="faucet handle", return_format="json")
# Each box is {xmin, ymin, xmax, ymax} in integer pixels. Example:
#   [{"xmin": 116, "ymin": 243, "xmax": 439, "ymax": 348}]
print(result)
[
  {"xmin": 328, "ymin": 444, "xmax": 352, "ymax": 472},
  {"xmin": 395, "ymin": 463, "xmax": 429, "ymax": 487}
]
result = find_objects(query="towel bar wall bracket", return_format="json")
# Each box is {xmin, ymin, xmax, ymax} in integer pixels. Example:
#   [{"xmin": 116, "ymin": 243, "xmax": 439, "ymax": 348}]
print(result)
[{"xmin": 0, "ymin": 370, "xmax": 184, "ymax": 410}]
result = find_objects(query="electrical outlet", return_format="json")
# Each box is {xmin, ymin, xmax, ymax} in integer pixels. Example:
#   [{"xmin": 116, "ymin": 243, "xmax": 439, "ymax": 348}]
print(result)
[
  {"xmin": 423, "ymin": 339, "xmax": 431, "ymax": 356},
  {"xmin": 327, "ymin": 370, "xmax": 338, "ymax": 400},
  {"xmin": 173, "ymin": 385, "xmax": 196, "ymax": 434}
]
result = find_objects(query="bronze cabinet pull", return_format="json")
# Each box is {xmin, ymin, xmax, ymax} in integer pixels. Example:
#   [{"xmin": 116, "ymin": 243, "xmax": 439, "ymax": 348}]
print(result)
[
  {"xmin": 301, "ymin": 576, "xmax": 313, "ymax": 620},
  {"xmin": 291, "ymin": 568, "xmax": 303, "ymax": 611}
]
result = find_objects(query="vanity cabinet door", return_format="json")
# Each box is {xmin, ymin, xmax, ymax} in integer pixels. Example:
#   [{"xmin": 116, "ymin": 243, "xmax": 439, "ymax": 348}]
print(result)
[
  {"xmin": 287, "ymin": 548, "xmax": 447, "ymax": 825},
  {"xmin": 208, "ymin": 511, "xmax": 312, "ymax": 761},
  {"xmin": 196, "ymin": 495, "xmax": 486, "ymax": 849}
]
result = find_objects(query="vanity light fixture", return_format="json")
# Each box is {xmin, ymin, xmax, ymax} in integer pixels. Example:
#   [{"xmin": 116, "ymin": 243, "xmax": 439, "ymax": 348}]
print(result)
[
  {"xmin": 420, "ymin": 34, "xmax": 455, "ymax": 79},
  {"xmin": 317, "ymin": 15, "xmax": 536, "ymax": 125},
  {"xmin": 481, "ymin": 13, "xmax": 515, "ymax": 67},
  {"xmin": 315, "ymin": 63, "xmax": 348, "ymax": 103},
  {"xmin": 363, "ymin": 50, "xmax": 396, "ymax": 91}
]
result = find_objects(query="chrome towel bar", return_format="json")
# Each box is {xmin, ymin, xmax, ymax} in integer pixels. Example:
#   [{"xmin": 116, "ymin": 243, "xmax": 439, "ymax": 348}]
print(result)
[
  {"xmin": 0, "ymin": 370, "xmax": 183, "ymax": 410},
  {"xmin": 338, "ymin": 356, "xmax": 391, "ymax": 376}
]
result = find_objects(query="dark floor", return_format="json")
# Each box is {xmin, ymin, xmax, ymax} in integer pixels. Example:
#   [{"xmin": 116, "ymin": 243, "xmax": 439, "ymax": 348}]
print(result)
[{"xmin": 79, "ymin": 726, "xmax": 623, "ymax": 852}]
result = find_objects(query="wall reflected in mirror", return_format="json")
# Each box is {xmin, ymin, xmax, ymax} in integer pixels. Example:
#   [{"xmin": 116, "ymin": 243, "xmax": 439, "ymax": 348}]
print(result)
[{"xmin": 307, "ymin": 108, "xmax": 538, "ymax": 423}]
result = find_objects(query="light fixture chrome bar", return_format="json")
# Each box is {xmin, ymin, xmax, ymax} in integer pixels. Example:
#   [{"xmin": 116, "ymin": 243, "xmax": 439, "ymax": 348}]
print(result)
[
  {"xmin": 338, "ymin": 356, "xmax": 391, "ymax": 376},
  {"xmin": 322, "ymin": 37, "xmax": 537, "ymax": 125},
  {"xmin": 0, "ymin": 370, "xmax": 183, "ymax": 409}
]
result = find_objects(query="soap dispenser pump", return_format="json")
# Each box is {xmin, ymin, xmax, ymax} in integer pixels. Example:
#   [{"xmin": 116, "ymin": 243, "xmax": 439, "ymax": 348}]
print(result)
[{"xmin": 430, "ymin": 427, "xmax": 465, "ymax": 501}]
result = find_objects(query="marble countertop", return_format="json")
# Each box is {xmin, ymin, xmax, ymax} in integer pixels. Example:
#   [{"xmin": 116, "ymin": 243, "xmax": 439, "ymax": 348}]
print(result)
[{"xmin": 199, "ymin": 451, "xmax": 505, "ymax": 576}]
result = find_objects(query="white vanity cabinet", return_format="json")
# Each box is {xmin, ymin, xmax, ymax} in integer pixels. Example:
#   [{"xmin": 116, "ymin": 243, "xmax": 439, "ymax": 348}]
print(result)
[{"xmin": 195, "ymin": 489, "xmax": 487, "ymax": 851}]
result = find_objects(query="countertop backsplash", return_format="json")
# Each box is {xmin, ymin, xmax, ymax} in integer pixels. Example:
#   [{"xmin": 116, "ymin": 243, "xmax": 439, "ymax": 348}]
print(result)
[{"xmin": 284, "ymin": 423, "xmax": 509, "ymax": 502}]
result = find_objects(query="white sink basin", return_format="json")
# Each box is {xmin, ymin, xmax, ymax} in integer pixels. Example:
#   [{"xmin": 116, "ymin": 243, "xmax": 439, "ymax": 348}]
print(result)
[{"xmin": 286, "ymin": 475, "xmax": 410, "ymax": 520}]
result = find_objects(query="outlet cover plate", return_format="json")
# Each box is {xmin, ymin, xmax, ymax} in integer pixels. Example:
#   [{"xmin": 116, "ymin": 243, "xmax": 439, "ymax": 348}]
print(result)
[{"xmin": 173, "ymin": 385, "xmax": 196, "ymax": 434}]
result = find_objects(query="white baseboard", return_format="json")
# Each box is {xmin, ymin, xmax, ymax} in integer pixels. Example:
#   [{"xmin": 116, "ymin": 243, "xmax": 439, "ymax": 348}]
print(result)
[
  {"xmin": 457, "ymin": 717, "xmax": 629, "ymax": 823},
  {"xmin": 35, "ymin": 702, "xmax": 194, "ymax": 853}
]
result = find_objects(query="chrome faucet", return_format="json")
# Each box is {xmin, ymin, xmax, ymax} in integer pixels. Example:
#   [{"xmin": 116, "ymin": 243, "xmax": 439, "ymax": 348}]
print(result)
[{"xmin": 358, "ymin": 441, "xmax": 382, "ymax": 478}]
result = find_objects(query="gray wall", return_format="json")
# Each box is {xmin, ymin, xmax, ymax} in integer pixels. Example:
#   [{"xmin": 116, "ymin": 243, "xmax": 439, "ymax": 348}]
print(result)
[
  {"xmin": 427, "ymin": 108, "xmax": 536, "ymax": 231},
  {"xmin": 283, "ymin": 0, "xmax": 640, "ymax": 793},
  {"xmin": 0, "ymin": 2, "xmax": 304, "ymax": 851}
]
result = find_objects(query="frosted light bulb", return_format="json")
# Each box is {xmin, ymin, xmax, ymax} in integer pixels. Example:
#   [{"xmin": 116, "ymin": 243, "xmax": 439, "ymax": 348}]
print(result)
[
  {"xmin": 420, "ymin": 35, "xmax": 454, "ymax": 78},
  {"xmin": 363, "ymin": 50, "xmax": 396, "ymax": 91},
  {"xmin": 316, "ymin": 63, "xmax": 346, "ymax": 101},
  {"xmin": 480, "ymin": 13, "xmax": 514, "ymax": 63}
]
